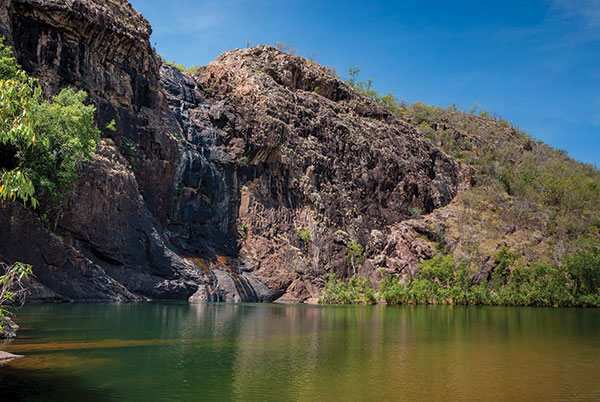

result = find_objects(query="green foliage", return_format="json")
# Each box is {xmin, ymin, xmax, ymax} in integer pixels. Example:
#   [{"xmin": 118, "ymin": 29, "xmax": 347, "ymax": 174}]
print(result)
[
  {"xmin": 419, "ymin": 255, "xmax": 456, "ymax": 286},
  {"xmin": 104, "ymin": 119, "xmax": 116, "ymax": 132},
  {"xmin": 239, "ymin": 223, "xmax": 248, "ymax": 241},
  {"xmin": 491, "ymin": 246, "xmax": 515, "ymax": 288},
  {"xmin": 0, "ymin": 38, "xmax": 100, "ymax": 212},
  {"xmin": 298, "ymin": 228, "xmax": 311, "ymax": 242},
  {"xmin": 345, "ymin": 239, "xmax": 365, "ymax": 277},
  {"xmin": 237, "ymin": 156, "xmax": 249, "ymax": 167},
  {"xmin": 409, "ymin": 207, "xmax": 422, "ymax": 219},
  {"xmin": 318, "ymin": 273, "xmax": 377, "ymax": 304},
  {"xmin": 121, "ymin": 138, "xmax": 138, "ymax": 157},
  {"xmin": 298, "ymin": 228, "xmax": 311, "ymax": 253},
  {"xmin": 0, "ymin": 40, "xmax": 40, "ymax": 207},
  {"xmin": 22, "ymin": 89, "xmax": 100, "ymax": 209},
  {"xmin": 345, "ymin": 68, "xmax": 406, "ymax": 114},
  {"xmin": 381, "ymin": 247, "xmax": 600, "ymax": 307},
  {"xmin": 0, "ymin": 169, "xmax": 37, "ymax": 208},
  {"xmin": 563, "ymin": 242, "xmax": 600, "ymax": 297},
  {"xmin": 0, "ymin": 37, "xmax": 20, "ymax": 80},
  {"xmin": 0, "ymin": 71, "xmax": 39, "ymax": 145},
  {"xmin": 161, "ymin": 56, "xmax": 198, "ymax": 74},
  {"xmin": 381, "ymin": 255, "xmax": 467, "ymax": 305},
  {"xmin": 0, "ymin": 261, "xmax": 32, "ymax": 333}
]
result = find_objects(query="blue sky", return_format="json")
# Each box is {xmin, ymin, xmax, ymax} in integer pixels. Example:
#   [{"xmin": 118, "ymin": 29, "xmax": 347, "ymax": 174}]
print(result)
[{"xmin": 129, "ymin": 0, "xmax": 600, "ymax": 166}]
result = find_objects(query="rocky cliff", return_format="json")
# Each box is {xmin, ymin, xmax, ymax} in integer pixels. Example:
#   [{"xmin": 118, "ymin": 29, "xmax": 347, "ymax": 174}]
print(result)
[{"xmin": 0, "ymin": 0, "xmax": 468, "ymax": 302}]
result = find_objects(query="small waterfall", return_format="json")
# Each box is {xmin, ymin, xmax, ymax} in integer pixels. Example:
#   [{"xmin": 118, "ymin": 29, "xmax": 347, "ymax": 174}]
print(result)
[
  {"xmin": 187, "ymin": 258, "xmax": 271, "ymax": 302},
  {"xmin": 230, "ymin": 273, "xmax": 258, "ymax": 301}
]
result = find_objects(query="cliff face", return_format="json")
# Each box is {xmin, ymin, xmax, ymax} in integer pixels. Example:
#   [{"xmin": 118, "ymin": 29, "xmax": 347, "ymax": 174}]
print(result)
[{"xmin": 0, "ymin": 0, "xmax": 466, "ymax": 302}]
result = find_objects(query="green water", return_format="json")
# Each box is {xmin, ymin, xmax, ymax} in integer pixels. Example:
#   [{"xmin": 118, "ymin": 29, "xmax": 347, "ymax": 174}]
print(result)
[{"xmin": 0, "ymin": 303, "xmax": 599, "ymax": 401}]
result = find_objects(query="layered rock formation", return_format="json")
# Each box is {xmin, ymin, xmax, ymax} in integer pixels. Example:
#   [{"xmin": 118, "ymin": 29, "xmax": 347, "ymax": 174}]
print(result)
[{"xmin": 0, "ymin": 0, "xmax": 467, "ymax": 302}]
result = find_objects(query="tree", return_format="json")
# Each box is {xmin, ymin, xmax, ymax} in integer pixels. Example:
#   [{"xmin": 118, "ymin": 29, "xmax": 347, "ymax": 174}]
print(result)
[
  {"xmin": 345, "ymin": 239, "xmax": 366, "ymax": 277},
  {"xmin": 344, "ymin": 67, "xmax": 405, "ymax": 114},
  {"xmin": 1, "ymin": 37, "xmax": 102, "ymax": 224},
  {"xmin": 0, "ymin": 37, "xmax": 102, "ymax": 332},
  {"xmin": 564, "ymin": 243, "xmax": 600, "ymax": 297},
  {"xmin": 0, "ymin": 40, "xmax": 40, "ymax": 207},
  {"xmin": 22, "ymin": 88, "xmax": 101, "ymax": 226}
]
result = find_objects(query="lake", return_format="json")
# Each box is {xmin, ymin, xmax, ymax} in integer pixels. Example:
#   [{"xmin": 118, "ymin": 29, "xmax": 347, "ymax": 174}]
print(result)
[{"xmin": 0, "ymin": 303, "xmax": 599, "ymax": 401}]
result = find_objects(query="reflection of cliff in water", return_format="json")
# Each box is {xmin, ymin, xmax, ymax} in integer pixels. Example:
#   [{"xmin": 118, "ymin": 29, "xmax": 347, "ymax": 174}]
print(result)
[
  {"xmin": 0, "ymin": 366, "xmax": 115, "ymax": 402},
  {"xmin": 1, "ymin": 303, "xmax": 599, "ymax": 401}
]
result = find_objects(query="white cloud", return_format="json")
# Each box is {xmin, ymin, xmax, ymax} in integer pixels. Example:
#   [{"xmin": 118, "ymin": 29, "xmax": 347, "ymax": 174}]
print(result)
[
  {"xmin": 552, "ymin": 0, "xmax": 600, "ymax": 27},
  {"xmin": 497, "ymin": 1, "xmax": 600, "ymax": 51},
  {"xmin": 152, "ymin": 0, "xmax": 228, "ymax": 35}
]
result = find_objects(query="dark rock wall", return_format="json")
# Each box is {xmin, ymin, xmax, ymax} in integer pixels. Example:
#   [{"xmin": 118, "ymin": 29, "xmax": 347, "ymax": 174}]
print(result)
[{"xmin": 0, "ymin": 0, "xmax": 467, "ymax": 302}]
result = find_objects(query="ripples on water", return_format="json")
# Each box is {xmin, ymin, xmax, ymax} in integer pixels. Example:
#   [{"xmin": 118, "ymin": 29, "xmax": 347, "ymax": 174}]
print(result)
[{"xmin": 1, "ymin": 303, "xmax": 599, "ymax": 401}]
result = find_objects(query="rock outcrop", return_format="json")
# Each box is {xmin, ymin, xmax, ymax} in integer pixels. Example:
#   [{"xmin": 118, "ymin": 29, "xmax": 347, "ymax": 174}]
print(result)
[
  {"xmin": 0, "ymin": 318, "xmax": 19, "ymax": 339},
  {"xmin": 0, "ymin": 351, "xmax": 23, "ymax": 365},
  {"xmin": 0, "ymin": 0, "xmax": 467, "ymax": 302}
]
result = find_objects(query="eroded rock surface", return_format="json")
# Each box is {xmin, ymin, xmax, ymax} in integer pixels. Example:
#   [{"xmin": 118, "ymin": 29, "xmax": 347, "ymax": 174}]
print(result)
[{"xmin": 0, "ymin": 0, "xmax": 468, "ymax": 302}]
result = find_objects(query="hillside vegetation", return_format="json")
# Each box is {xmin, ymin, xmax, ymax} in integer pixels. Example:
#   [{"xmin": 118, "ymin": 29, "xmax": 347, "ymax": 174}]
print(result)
[{"xmin": 318, "ymin": 68, "xmax": 600, "ymax": 306}]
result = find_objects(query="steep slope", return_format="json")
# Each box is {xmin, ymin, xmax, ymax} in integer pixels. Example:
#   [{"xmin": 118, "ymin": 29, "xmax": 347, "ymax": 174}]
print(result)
[
  {"xmin": 171, "ymin": 47, "xmax": 467, "ymax": 300},
  {"xmin": 5, "ymin": 0, "xmax": 590, "ymax": 304},
  {"xmin": 0, "ymin": 0, "xmax": 209, "ymax": 301}
]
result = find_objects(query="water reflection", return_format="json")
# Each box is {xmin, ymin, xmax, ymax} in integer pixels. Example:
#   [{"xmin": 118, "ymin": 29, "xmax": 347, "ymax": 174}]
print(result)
[{"xmin": 0, "ymin": 303, "xmax": 598, "ymax": 401}]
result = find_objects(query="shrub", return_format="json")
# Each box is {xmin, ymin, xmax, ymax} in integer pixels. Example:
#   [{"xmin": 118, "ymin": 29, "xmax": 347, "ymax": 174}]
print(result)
[
  {"xmin": 345, "ymin": 239, "xmax": 365, "ymax": 277},
  {"xmin": 0, "ymin": 262, "xmax": 32, "ymax": 335},
  {"xmin": 318, "ymin": 273, "xmax": 376, "ymax": 304},
  {"xmin": 162, "ymin": 57, "xmax": 198, "ymax": 74},
  {"xmin": 418, "ymin": 255, "xmax": 455, "ymax": 286},
  {"xmin": 379, "ymin": 275, "xmax": 410, "ymax": 304},
  {"xmin": 239, "ymin": 223, "xmax": 248, "ymax": 241},
  {"xmin": 298, "ymin": 228, "xmax": 311, "ymax": 242},
  {"xmin": 298, "ymin": 228, "xmax": 311, "ymax": 252},
  {"xmin": 345, "ymin": 67, "xmax": 406, "ymax": 113},
  {"xmin": 564, "ymin": 243, "xmax": 600, "ymax": 297},
  {"xmin": 274, "ymin": 42, "xmax": 297, "ymax": 54},
  {"xmin": 409, "ymin": 207, "xmax": 422, "ymax": 219},
  {"xmin": 237, "ymin": 156, "xmax": 249, "ymax": 167},
  {"xmin": 491, "ymin": 247, "xmax": 515, "ymax": 288},
  {"xmin": 23, "ymin": 89, "xmax": 100, "ymax": 211}
]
